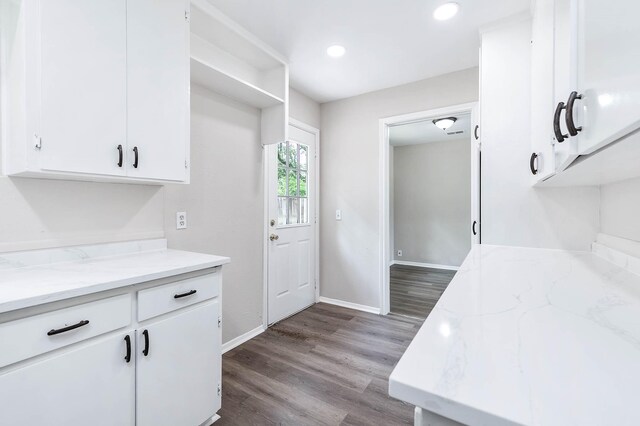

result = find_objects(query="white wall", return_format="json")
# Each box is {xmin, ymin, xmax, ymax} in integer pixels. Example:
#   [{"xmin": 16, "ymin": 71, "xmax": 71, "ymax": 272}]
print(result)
[
  {"xmin": 393, "ymin": 140, "xmax": 470, "ymax": 267},
  {"xmin": 164, "ymin": 85, "xmax": 320, "ymax": 343},
  {"xmin": 0, "ymin": 178, "xmax": 163, "ymax": 253},
  {"xmin": 600, "ymin": 177, "xmax": 640, "ymax": 243},
  {"xmin": 290, "ymin": 88, "xmax": 321, "ymax": 129},
  {"xmin": 480, "ymin": 17, "xmax": 600, "ymax": 251},
  {"xmin": 319, "ymin": 68, "xmax": 479, "ymax": 309}
]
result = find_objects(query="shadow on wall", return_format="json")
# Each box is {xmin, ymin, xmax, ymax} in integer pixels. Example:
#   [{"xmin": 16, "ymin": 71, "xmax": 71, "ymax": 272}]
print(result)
[{"xmin": 0, "ymin": 176, "xmax": 164, "ymax": 252}]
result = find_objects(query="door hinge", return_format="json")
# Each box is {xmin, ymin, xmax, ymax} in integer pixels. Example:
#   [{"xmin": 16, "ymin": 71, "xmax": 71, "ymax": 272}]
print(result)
[
  {"xmin": 34, "ymin": 134, "xmax": 42, "ymax": 150},
  {"xmin": 185, "ymin": 10, "xmax": 190, "ymax": 22},
  {"xmin": 217, "ymin": 382, "xmax": 221, "ymax": 396},
  {"xmin": 185, "ymin": 160, "xmax": 188, "ymax": 169},
  {"xmin": 218, "ymin": 316, "xmax": 222, "ymax": 328}
]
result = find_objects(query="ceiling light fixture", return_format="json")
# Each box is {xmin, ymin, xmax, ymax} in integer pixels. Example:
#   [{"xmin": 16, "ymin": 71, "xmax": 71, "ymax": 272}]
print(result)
[
  {"xmin": 433, "ymin": 117, "xmax": 457, "ymax": 130},
  {"xmin": 326, "ymin": 45, "xmax": 346, "ymax": 58},
  {"xmin": 433, "ymin": 2, "xmax": 459, "ymax": 21}
]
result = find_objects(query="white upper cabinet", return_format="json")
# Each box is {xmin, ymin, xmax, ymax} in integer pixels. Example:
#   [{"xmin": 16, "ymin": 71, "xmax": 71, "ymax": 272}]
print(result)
[
  {"xmin": 573, "ymin": 0, "xmax": 640, "ymax": 155},
  {"xmin": 127, "ymin": 0, "xmax": 190, "ymax": 181},
  {"xmin": 0, "ymin": 0, "xmax": 190, "ymax": 184},
  {"xmin": 530, "ymin": 0, "xmax": 640, "ymax": 184},
  {"xmin": 40, "ymin": 0, "xmax": 128, "ymax": 177}
]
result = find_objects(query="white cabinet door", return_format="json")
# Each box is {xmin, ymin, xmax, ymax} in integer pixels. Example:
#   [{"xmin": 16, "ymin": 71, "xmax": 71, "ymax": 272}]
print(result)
[
  {"xmin": 0, "ymin": 333, "xmax": 135, "ymax": 426},
  {"xmin": 573, "ymin": 0, "xmax": 640, "ymax": 154},
  {"xmin": 136, "ymin": 301, "xmax": 221, "ymax": 426},
  {"xmin": 39, "ymin": 0, "xmax": 127, "ymax": 177},
  {"xmin": 530, "ymin": 0, "xmax": 557, "ymax": 181},
  {"xmin": 552, "ymin": 0, "xmax": 579, "ymax": 171},
  {"xmin": 126, "ymin": 0, "xmax": 189, "ymax": 181}
]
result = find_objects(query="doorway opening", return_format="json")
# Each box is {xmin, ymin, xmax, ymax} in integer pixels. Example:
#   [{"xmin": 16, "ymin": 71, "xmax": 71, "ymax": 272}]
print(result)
[{"xmin": 379, "ymin": 103, "xmax": 480, "ymax": 317}]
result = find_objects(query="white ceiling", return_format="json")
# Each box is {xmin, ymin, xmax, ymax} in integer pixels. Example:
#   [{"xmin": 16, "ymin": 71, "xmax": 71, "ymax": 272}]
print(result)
[
  {"xmin": 389, "ymin": 113, "xmax": 470, "ymax": 146},
  {"xmin": 207, "ymin": 0, "xmax": 530, "ymax": 103}
]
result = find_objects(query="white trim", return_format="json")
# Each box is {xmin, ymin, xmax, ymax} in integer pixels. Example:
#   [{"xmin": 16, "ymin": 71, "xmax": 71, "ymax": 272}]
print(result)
[
  {"xmin": 318, "ymin": 297, "xmax": 381, "ymax": 315},
  {"xmin": 222, "ymin": 325, "xmax": 265, "ymax": 354},
  {"xmin": 391, "ymin": 260, "xmax": 459, "ymax": 271},
  {"xmin": 379, "ymin": 102, "xmax": 479, "ymax": 316}
]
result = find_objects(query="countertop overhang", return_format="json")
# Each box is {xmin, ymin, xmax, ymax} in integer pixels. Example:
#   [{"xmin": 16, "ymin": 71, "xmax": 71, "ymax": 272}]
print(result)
[
  {"xmin": 0, "ymin": 239, "xmax": 230, "ymax": 314},
  {"xmin": 389, "ymin": 244, "xmax": 640, "ymax": 425}
]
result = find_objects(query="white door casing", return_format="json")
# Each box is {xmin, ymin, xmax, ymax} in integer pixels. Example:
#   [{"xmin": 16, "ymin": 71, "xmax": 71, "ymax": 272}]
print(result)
[{"xmin": 267, "ymin": 123, "xmax": 317, "ymax": 324}]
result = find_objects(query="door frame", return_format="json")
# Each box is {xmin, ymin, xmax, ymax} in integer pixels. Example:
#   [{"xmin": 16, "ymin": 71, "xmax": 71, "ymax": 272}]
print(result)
[
  {"xmin": 378, "ymin": 102, "xmax": 480, "ymax": 315},
  {"xmin": 262, "ymin": 118, "xmax": 320, "ymax": 328}
]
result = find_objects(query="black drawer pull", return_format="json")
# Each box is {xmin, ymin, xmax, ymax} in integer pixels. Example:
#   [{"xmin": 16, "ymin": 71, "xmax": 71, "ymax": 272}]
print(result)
[
  {"xmin": 132, "ymin": 146, "xmax": 139, "ymax": 169},
  {"xmin": 142, "ymin": 329, "xmax": 150, "ymax": 356},
  {"xmin": 565, "ymin": 91, "xmax": 583, "ymax": 136},
  {"xmin": 530, "ymin": 152, "xmax": 539, "ymax": 175},
  {"xmin": 474, "ymin": 124, "xmax": 479, "ymax": 140},
  {"xmin": 47, "ymin": 319, "xmax": 90, "ymax": 336},
  {"xmin": 117, "ymin": 145, "xmax": 123, "ymax": 167},
  {"xmin": 553, "ymin": 102, "xmax": 568, "ymax": 143},
  {"xmin": 174, "ymin": 289, "xmax": 197, "ymax": 299},
  {"xmin": 472, "ymin": 221, "xmax": 478, "ymax": 236},
  {"xmin": 124, "ymin": 335, "xmax": 131, "ymax": 363}
]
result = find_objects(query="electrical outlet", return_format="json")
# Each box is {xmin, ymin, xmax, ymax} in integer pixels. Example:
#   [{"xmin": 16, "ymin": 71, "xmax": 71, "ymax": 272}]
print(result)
[
  {"xmin": 176, "ymin": 212, "xmax": 187, "ymax": 230},
  {"xmin": 335, "ymin": 209, "xmax": 342, "ymax": 221},
  {"xmin": 397, "ymin": 250, "xmax": 403, "ymax": 257}
]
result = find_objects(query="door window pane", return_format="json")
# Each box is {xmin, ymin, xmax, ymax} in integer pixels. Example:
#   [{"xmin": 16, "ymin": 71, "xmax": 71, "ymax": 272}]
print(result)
[
  {"xmin": 299, "ymin": 145, "xmax": 308, "ymax": 170},
  {"xmin": 276, "ymin": 140, "xmax": 310, "ymax": 225},
  {"xmin": 278, "ymin": 197, "xmax": 287, "ymax": 226}
]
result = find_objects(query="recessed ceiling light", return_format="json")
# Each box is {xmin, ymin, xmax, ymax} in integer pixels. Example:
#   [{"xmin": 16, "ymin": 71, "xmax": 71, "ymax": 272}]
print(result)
[
  {"xmin": 433, "ymin": 2, "xmax": 459, "ymax": 21},
  {"xmin": 433, "ymin": 117, "xmax": 457, "ymax": 130},
  {"xmin": 326, "ymin": 45, "xmax": 346, "ymax": 58}
]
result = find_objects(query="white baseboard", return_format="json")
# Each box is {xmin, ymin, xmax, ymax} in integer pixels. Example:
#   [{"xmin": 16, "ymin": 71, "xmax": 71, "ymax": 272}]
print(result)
[
  {"xmin": 391, "ymin": 260, "xmax": 459, "ymax": 271},
  {"xmin": 318, "ymin": 296, "xmax": 381, "ymax": 314},
  {"xmin": 222, "ymin": 325, "xmax": 265, "ymax": 354}
]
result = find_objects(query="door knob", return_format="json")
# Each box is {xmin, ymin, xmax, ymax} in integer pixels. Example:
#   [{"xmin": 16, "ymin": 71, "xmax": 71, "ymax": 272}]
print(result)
[{"xmin": 270, "ymin": 234, "xmax": 279, "ymax": 241}]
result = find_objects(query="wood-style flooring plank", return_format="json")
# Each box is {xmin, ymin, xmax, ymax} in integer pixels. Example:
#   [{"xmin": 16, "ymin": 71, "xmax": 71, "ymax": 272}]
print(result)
[
  {"xmin": 216, "ymin": 302, "xmax": 423, "ymax": 426},
  {"xmin": 390, "ymin": 264, "xmax": 455, "ymax": 319}
]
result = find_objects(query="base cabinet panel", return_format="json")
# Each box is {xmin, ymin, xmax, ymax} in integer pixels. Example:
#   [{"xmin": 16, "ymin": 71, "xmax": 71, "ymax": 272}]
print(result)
[
  {"xmin": 0, "ymin": 333, "xmax": 135, "ymax": 426},
  {"xmin": 136, "ymin": 300, "xmax": 221, "ymax": 426}
]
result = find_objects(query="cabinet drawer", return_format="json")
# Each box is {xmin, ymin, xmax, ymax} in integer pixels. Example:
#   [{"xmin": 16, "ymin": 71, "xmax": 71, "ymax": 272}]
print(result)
[
  {"xmin": 0, "ymin": 294, "xmax": 131, "ymax": 368},
  {"xmin": 137, "ymin": 271, "xmax": 220, "ymax": 322}
]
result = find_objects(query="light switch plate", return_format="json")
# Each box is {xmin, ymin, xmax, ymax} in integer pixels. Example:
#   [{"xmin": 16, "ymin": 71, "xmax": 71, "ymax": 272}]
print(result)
[
  {"xmin": 335, "ymin": 209, "xmax": 342, "ymax": 221},
  {"xmin": 176, "ymin": 212, "xmax": 187, "ymax": 230}
]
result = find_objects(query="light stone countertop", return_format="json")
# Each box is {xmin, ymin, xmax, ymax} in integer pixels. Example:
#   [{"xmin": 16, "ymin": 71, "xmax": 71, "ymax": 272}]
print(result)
[
  {"xmin": 389, "ymin": 244, "xmax": 640, "ymax": 426},
  {"xmin": 0, "ymin": 239, "xmax": 230, "ymax": 314}
]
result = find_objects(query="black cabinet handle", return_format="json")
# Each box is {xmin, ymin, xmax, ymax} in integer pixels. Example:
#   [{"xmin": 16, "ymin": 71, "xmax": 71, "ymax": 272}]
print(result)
[
  {"xmin": 474, "ymin": 125, "xmax": 479, "ymax": 140},
  {"xmin": 530, "ymin": 152, "xmax": 539, "ymax": 175},
  {"xmin": 565, "ymin": 91, "xmax": 583, "ymax": 136},
  {"xmin": 174, "ymin": 289, "xmax": 197, "ymax": 299},
  {"xmin": 47, "ymin": 319, "xmax": 90, "ymax": 336},
  {"xmin": 472, "ymin": 221, "xmax": 477, "ymax": 236},
  {"xmin": 553, "ymin": 102, "xmax": 568, "ymax": 143},
  {"xmin": 124, "ymin": 335, "xmax": 131, "ymax": 363},
  {"xmin": 132, "ymin": 146, "xmax": 139, "ymax": 169},
  {"xmin": 142, "ymin": 329, "xmax": 150, "ymax": 356},
  {"xmin": 117, "ymin": 145, "xmax": 123, "ymax": 167}
]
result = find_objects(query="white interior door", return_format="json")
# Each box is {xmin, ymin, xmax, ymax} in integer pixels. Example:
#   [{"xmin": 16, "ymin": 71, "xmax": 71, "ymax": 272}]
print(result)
[
  {"xmin": 40, "ymin": 0, "xmax": 127, "ymax": 176},
  {"xmin": 136, "ymin": 301, "xmax": 220, "ymax": 426},
  {"xmin": 267, "ymin": 124, "xmax": 317, "ymax": 324}
]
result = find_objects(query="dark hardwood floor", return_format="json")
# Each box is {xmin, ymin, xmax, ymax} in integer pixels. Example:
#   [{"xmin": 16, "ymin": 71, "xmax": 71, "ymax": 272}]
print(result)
[
  {"xmin": 217, "ymin": 303, "xmax": 423, "ymax": 426},
  {"xmin": 390, "ymin": 264, "xmax": 455, "ymax": 319}
]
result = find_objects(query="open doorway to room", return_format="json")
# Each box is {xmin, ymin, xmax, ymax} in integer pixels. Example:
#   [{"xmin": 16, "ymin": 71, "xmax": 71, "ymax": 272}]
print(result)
[{"xmin": 379, "ymin": 103, "xmax": 480, "ymax": 319}]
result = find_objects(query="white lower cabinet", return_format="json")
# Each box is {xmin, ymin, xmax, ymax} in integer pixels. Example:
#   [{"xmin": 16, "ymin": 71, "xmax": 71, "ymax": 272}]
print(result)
[
  {"xmin": 0, "ymin": 270, "xmax": 222, "ymax": 426},
  {"xmin": 137, "ymin": 300, "xmax": 221, "ymax": 426},
  {"xmin": 0, "ymin": 333, "xmax": 136, "ymax": 426}
]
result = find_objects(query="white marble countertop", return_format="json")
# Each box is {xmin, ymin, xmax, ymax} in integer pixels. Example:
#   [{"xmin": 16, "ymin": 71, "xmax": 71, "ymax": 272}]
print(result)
[
  {"xmin": 389, "ymin": 244, "xmax": 640, "ymax": 426},
  {"xmin": 0, "ymin": 239, "xmax": 230, "ymax": 314}
]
